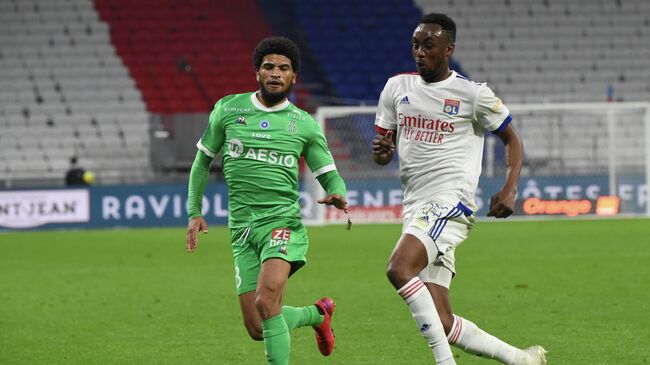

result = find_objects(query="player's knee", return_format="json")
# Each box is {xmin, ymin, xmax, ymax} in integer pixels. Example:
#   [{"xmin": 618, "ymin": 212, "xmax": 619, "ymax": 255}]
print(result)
[
  {"xmin": 439, "ymin": 313, "xmax": 454, "ymax": 335},
  {"xmin": 386, "ymin": 261, "xmax": 412, "ymax": 288},
  {"xmin": 254, "ymin": 291, "xmax": 281, "ymax": 318}
]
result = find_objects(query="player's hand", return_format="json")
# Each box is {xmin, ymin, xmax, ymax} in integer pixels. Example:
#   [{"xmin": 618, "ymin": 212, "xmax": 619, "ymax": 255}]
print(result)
[
  {"xmin": 318, "ymin": 194, "xmax": 348, "ymax": 213},
  {"xmin": 372, "ymin": 130, "xmax": 395, "ymax": 158},
  {"xmin": 487, "ymin": 188, "xmax": 517, "ymax": 218},
  {"xmin": 186, "ymin": 217, "xmax": 208, "ymax": 252}
]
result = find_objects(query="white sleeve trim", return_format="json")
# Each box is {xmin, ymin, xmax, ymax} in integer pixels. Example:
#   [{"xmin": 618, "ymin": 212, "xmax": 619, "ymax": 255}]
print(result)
[
  {"xmin": 375, "ymin": 119, "xmax": 396, "ymax": 130},
  {"xmin": 312, "ymin": 163, "xmax": 337, "ymax": 178},
  {"xmin": 196, "ymin": 140, "xmax": 215, "ymax": 158}
]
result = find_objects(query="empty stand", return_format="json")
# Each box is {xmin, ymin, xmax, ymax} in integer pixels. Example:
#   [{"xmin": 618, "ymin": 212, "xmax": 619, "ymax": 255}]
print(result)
[
  {"xmin": 296, "ymin": 0, "xmax": 422, "ymax": 103},
  {"xmin": 414, "ymin": 0, "xmax": 650, "ymax": 103},
  {"xmin": 94, "ymin": 0, "xmax": 269, "ymax": 114},
  {"xmin": 0, "ymin": 0, "xmax": 150, "ymax": 186}
]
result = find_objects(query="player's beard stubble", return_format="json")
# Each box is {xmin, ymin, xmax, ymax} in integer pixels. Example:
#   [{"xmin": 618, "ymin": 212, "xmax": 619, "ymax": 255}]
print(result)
[{"xmin": 259, "ymin": 79, "xmax": 293, "ymax": 106}]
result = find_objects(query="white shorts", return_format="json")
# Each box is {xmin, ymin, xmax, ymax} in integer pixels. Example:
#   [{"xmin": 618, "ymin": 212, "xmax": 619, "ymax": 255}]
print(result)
[{"xmin": 402, "ymin": 197, "xmax": 475, "ymax": 288}]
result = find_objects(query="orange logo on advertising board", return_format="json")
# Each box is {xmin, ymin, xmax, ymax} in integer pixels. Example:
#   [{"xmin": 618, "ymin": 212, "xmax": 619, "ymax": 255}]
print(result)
[
  {"xmin": 522, "ymin": 198, "xmax": 592, "ymax": 217},
  {"xmin": 595, "ymin": 196, "xmax": 620, "ymax": 216}
]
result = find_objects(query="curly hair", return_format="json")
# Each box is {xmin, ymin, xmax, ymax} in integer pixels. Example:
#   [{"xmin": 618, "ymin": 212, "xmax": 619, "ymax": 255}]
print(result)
[
  {"xmin": 252, "ymin": 36, "xmax": 301, "ymax": 72},
  {"xmin": 420, "ymin": 13, "xmax": 456, "ymax": 43}
]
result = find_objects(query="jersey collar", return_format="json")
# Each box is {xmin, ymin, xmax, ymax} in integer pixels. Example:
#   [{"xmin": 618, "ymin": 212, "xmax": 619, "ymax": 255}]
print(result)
[
  {"xmin": 250, "ymin": 92, "xmax": 291, "ymax": 112},
  {"xmin": 417, "ymin": 70, "xmax": 457, "ymax": 87}
]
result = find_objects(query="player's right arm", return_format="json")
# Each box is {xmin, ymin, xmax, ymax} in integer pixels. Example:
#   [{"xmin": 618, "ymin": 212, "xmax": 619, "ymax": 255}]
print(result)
[
  {"xmin": 373, "ymin": 77, "xmax": 398, "ymax": 165},
  {"xmin": 372, "ymin": 128, "xmax": 396, "ymax": 165},
  {"xmin": 186, "ymin": 151, "xmax": 212, "ymax": 252},
  {"xmin": 186, "ymin": 102, "xmax": 225, "ymax": 252}
]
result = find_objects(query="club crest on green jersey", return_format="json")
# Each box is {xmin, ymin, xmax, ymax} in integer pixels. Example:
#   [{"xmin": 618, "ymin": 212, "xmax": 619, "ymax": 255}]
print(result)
[{"xmin": 287, "ymin": 120, "xmax": 297, "ymax": 134}]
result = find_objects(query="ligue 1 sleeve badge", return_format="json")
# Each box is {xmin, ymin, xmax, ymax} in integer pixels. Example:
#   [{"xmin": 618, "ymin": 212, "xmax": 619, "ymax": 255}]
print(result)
[{"xmin": 443, "ymin": 99, "xmax": 460, "ymax": 115}]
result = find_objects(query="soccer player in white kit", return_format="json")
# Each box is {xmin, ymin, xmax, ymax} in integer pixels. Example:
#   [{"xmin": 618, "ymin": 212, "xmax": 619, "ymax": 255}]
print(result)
[{"xmin": 372, "ymin": 13, "xmax": 547, "ymax": 365}]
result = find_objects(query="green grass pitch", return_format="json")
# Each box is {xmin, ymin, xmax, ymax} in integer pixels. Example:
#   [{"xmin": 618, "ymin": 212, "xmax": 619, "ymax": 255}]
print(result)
[{"xmin": 1, "ymin": 219, "xmax": 649, "ymax": 364}]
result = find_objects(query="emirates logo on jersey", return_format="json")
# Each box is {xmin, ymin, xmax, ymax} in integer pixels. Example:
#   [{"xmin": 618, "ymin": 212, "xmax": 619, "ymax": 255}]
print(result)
[
  {"xmin": 398, "ymin": 113, "xmax": 455, "ymax": 132},
  {"xmin": 398, "ymin": 113, "xmax": 454, "ymax": 145}
]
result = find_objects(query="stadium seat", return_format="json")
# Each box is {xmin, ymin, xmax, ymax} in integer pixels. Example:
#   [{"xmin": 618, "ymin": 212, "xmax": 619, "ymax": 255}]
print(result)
[
  {"xmin": 0, "ymin": 0, "xmax": 151, "ymax": 186},
  {"xmin": 95, "ymin": 0, "xmax": 271, "ymax": 114},
  {"xmin": 414, "ymin": 0, "xmax": 650, "ymax": 103}
]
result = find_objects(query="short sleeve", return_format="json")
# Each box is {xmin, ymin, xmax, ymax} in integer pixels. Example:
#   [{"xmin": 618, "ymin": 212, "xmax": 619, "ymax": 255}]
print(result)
[
  {"xmin": 303, "ymin": 121, "xmax": 337, "ymax": 178},
  {"xmin": 197, "ymin": 100, "xmax": 225, "ymax": 158},
  {"xmin": 375, "ymin": 78, "xmax": 398, "ymax": 131},
  {"xmin": 475, "ymin": 84, "xmax": 512, "ymax": 134}
]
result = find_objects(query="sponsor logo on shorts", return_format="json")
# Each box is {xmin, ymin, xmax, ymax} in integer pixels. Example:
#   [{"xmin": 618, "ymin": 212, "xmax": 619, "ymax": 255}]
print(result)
[
  {"xmin": 413, "ymin": 202, "xmax": 448, "ymax": 229},
  {"xmin": 278, "ymin": 245, "xmax": 287, "ymax": 255},
  {"xmin": 269, "ymin": 228, "xmax": 290, "ymax": 247},
  {"xmin": 420, "ymin": 323, "xmax": 431, "ymax": 332}
]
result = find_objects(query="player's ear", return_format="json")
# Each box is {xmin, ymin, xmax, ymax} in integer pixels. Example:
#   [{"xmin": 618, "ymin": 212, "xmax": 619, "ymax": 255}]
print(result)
[
  {"xmin": 292, "ymin": 74, "xmax": 296, "ymax": 84},
  {"xmin": 446, "ymin": 42, "xmax": 455, "ymax": 57},
  {"xmin": 256, "ymin": 72, "xmax": 261, "ymax": 82}
]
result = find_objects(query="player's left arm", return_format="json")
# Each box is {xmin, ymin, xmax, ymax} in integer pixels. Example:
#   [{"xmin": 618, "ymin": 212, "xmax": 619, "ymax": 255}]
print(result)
[
  {"xmin": 475, "ymin": 84, "xmax": 524, "ymax": 218},
  {"xmin": 316, "ymin": 171, "xmax": 348, "ymax": 212},
  {"xmin": 488, "ymin": 124, "xmax": 523, "ymax": 218},
  {"xmin": 304, "ymin": 120, "xmax": 348, "ymax": 212}
]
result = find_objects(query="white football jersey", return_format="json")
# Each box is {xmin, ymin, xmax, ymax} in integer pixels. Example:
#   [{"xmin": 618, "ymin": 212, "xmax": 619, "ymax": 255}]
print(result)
[{"xmin": 375, "ymin": 71, "xmax": 511, "ymax": 214}]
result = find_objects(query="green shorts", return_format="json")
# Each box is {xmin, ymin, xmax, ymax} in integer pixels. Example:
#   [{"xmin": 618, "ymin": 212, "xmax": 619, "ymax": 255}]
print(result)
[{"xmin": 230, "ymin": 219, "xmax": 309, "ymax": 295}]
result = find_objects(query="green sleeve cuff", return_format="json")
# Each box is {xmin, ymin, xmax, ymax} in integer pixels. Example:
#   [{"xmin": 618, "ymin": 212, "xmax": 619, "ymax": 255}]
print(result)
[
  {"xmin": 315, "ymin": 170, "xmax": 346, "ymax": 198},
  {"xmin": 187, "ymin": 150, "xmax": 213, "ymax": 219}
]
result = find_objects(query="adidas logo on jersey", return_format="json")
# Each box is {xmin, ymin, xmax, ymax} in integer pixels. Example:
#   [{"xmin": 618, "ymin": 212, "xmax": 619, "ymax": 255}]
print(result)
[{"xmin": 399, "ymin": 96, "xmax": 410, "ymax": 104}]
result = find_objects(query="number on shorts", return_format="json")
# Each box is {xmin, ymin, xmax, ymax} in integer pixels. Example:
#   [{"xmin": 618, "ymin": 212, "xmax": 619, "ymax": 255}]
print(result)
[{"xmin": 234, "ymin": 266, "xmax": 242, "ymax": 288}]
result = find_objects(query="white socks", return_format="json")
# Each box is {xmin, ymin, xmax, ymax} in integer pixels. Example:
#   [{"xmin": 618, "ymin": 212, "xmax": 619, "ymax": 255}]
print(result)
[
  {"xmin": 398, "ymin": 277, "xmax": 456, "ymax": 365},
  {"xmin": 448, "ymin": 315, "xmax": 530, "ymax": 365}
]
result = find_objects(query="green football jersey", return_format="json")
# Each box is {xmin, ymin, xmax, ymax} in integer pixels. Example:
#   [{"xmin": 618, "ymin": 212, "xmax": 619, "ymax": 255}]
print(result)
[{"xmin": 197, "ymin": 92, "xmax": 338, "ymax": 227}]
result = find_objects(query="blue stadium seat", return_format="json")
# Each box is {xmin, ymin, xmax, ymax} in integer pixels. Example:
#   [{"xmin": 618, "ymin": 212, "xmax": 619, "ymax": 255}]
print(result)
[{"xmin": 297, "ymin": 0, "xmax": 422, "ymax": 103}]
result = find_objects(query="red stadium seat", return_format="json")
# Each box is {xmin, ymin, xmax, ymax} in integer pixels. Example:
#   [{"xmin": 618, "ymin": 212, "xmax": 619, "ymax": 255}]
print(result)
[{"xmin": 96, "ymin": 0, "xmax": 272, "ymax": 114}]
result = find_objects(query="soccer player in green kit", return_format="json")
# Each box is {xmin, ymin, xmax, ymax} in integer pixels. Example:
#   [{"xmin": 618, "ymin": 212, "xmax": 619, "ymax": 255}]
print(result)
[{"xmin": 185, "ymin": 37, "xmax": 348, "ymax": 364}]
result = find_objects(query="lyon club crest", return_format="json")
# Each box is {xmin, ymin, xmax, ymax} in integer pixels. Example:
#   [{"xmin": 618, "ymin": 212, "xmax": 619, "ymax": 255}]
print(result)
[{"xmin": 443, "ymin": 99, "xmax": 460, "ymax": 116}]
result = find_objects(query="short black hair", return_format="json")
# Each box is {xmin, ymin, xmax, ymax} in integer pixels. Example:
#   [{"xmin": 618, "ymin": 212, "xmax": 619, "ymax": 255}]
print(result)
[
  {"xmin": 252, "ymin": 36, "xmax": 301, "ymax": 73},
  {"xmin": 420, "ymin": 13, "xmax": 456, "ymax": 43}
]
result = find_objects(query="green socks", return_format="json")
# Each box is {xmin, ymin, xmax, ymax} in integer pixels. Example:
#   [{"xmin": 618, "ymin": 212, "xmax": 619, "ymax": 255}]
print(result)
[
  {"xmin": 261, "ymin": 307, "xmax": 325, "ymax": 364},
  {"xmin": 262, "ymin": 314, "xmax": 290, "ymax": 365},
  {"xmin": 282, "ymin": 305, "xmax": 324, "ymax": 330}
]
